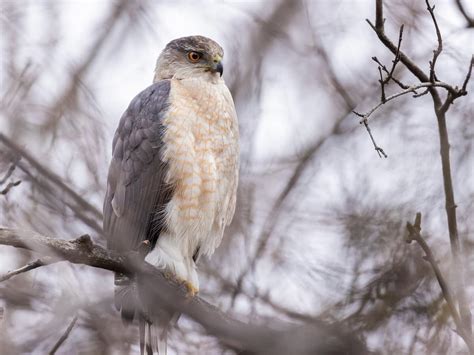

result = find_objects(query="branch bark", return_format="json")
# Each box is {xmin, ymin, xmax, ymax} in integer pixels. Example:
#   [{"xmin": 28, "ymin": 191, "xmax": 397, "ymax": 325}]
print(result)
[{"xmin": 0, "ymin": 227, "xmax": 367, "ymax": 355}]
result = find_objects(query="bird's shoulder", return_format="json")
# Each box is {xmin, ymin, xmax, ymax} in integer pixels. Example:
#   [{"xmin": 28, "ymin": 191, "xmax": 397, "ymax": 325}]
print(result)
[{"xmin": 111, "ymin": 80, "xmax": 171, "ymax": 186}]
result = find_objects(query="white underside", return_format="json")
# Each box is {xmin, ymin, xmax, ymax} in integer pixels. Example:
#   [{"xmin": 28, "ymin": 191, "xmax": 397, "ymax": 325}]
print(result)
[{"xmin": 144, "ymin": 232, "xmax": 199, "ymax": 290}]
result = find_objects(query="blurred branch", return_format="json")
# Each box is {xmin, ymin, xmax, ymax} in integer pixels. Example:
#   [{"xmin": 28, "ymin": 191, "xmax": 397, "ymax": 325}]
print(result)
[
  {"xmin": 232, "ymin": 46, "xmax": 362, "ymax": 304},
  {"xmin": 406, "ymin": 213, "xmax": 473, "ymax": 353},
  {"xmin": 0, "ymin": 227, "xmax": 367, "ymax": 355},
  {"xmin": 0, "ymin": 163, "xmax": 17, "ymax": 185},
  {"xmin": 0, "ymin": 180, "xmax": 21, "ymax": 195},
  {"xmin": 0, "ymin": 133, "xmax": 103, "ymax": 233},
  {"xmin": 365, "ymin": 0, "xmax": 472, "ymax": 342},
  {"xmin": 48, "ymin": 314, "xmax": 78, "ymax": 355},
  {"xmin": 455, "ymin": 0, "xmax": 474, "ymax": 28},
  {"xmin": 302, "ymin": 0, "xmax": 355, "ymax": 109},
  {"xmin": 0, "ymin": 256, "xmax": 56, "ymax": 282},
  {"xmin": 0, "ymin": 133, "xmax": 101, "ymax": 219},
  {"xmin": 45, "ymin": 0, "xmax": 131, "ymax": 131}
]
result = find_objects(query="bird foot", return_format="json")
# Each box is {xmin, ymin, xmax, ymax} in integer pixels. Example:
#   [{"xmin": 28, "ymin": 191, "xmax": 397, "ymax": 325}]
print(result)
[
  {"xmin": 181, "ymin": 280, "xmax": 198, "ymax": 298},
  {"xmin": 163, "ymin": 272, "xmax": 198, "ymax": 298}
]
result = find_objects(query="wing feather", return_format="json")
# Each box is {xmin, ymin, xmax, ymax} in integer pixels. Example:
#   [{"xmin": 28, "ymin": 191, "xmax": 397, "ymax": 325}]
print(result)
[{"xmin": 104, "ymin": 80, "xmax": 172, "ymax": 252}]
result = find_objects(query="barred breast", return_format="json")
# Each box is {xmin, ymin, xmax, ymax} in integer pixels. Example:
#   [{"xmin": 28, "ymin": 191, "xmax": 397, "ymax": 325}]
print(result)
[{"xmin": 161, "ymin": 76, "xmax": 239, "ymax": 257}]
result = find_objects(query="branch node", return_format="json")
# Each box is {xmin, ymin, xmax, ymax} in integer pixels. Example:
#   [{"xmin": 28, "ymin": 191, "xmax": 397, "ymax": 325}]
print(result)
[{"xmin": 74, "ymin": 234, "xmax": 93, "ymax": 250}]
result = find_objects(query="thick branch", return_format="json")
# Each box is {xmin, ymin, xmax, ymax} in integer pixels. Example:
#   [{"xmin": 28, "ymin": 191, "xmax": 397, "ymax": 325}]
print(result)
[{"xmin": 0, "ymin": 227, "xmax": 366, "ymax": 355}]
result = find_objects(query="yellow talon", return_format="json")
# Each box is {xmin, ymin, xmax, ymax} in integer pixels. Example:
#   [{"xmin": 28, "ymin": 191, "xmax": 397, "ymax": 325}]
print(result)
[
  {"xmin": 182, "ymin": 281, "xmax": 198, "ymax": 298},
  {"xmin": 163, "ymin": 272, "xmax": 198, "ymax": 297}
]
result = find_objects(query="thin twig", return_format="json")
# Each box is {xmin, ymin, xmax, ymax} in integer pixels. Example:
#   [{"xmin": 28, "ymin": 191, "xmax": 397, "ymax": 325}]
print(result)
[
  {"xmin": 406, "ymin": 213, "xmax": 473, "ymax": 353},
  {"xmin": 353, "ymin": 82, "xmax": 456, "ymax": 123},
  {"xmin": 378, "ymin": 66, "xmax": 386, "ymax": 102},
  {"xmin": 426, "ymin": 0, "xmax": 442, "ymax": 83},
  {"xmin": 0, "ymin": 180, "xmax": 21, "ymax": 195},
  {"xmin": 0, "ymin": 163, "xmax": 16, "ymax": 185},
  {"xmin": 362, "ymin": 120, "xmax": 387, "ymax": 158},
  {"xmin": 374, "ymin": 25, "xmax": 405, "ymax": 104},
  {"xmin": 388, "ymin": 25, "xmax": 404, "ymax": 79},
  {"xmin": 455, "ymin": 0, "xmax": 474, "ymax": 28},
  {"xmin": 0, "ymin": 257, "xmax": 57, "ymax": 282},
  {"xmin": 372, "ymin": 56, "xmax": 410, "ymax": 90},
  {"xmin": 460, "ymin": 55, "xmax": 474, "ymax": 94},
  {"xmin": 48, "ymin": 314, "xmax": 78, "ymax": 355},
  {"xmin": 0, "ymin": 133, "xmax": 102, "ymax": 220}
]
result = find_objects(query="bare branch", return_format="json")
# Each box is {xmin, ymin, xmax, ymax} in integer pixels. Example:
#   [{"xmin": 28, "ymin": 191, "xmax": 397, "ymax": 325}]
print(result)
[
  {"xmin": 461, "ymin": 55, "xmax": 474, "ymax": 93},
  {"xmin": 48, "ymin": 314, "xmax": 78, "ymax": 355},
  {"xmin": 0, "ymin": 257, "xmax": 57, "ymax": 282},
  {"xmin": 455, "ymin": 0, "xmax": 474, "ymax": 28},
  {"xmin": 406, "ymin": 213, "xmax": 473, "ymax": 353},
  {"xmin": 372, "ymin": 56, "xmax": 410, "ymax": 90},
  {"xmin": 0, "ymin": 180, "xmax": 21, "ymax": 195},
  {"xmin": 0, "ymin": 163, "xmax": 17, "ymax": 185},
  {"xmin": 0, "ymin": 227, "xmax": 367, "ymax": 355},
  {"xmin": 426, "ymin": 0, "xmax": 442, "ymax": 83},
  {"xmin": 362, "ymin": 119, "xmax": 387, "ymax": 158},
  {"xmin": 366, "ymin": 0, "xmax": 473, "ymax": 342},
  {"xmin": 353, "ymin": 81, "xmax": 457, "ymax": 123},
  {"xmin": 0, "ymin": 133, "xmax": 102, "ymax": 220}
]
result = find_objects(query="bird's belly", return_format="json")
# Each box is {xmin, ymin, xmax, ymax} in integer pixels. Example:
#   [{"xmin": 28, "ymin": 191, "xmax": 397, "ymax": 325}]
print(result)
[
  {"xmin": 161, "ymin": 78, "xmax": 238, "ymax": 257},
  {"xmin": 163, "ymin": 150, "xmax": 230, "ymax": 257}
]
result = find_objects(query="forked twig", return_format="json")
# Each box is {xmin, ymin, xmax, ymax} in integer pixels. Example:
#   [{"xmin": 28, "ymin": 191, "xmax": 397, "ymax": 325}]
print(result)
[{"xmin": 406, "ymin": 213, "xmax": 473, "ymax": 353}]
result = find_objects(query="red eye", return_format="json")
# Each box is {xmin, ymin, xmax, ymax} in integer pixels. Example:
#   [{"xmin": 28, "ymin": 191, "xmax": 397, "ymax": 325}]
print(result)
[{"xmin": 187, "ymin": 51, "xmax": 201, "ymax": 63}]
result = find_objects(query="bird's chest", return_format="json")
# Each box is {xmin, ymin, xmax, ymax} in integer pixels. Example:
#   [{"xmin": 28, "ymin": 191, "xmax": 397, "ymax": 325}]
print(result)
[{"xmin": 161, "ymin": 78, "xmax": 238, "ymax": 240}]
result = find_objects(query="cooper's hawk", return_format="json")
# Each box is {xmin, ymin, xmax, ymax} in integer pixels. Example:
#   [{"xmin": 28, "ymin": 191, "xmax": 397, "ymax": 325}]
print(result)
[{"xmin": 103, "ymin": 36, "xmax": 239, "ymax": 354}]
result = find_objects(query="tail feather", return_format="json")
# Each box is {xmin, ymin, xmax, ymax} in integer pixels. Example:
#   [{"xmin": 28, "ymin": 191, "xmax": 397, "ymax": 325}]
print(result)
[
  {"xmin": 158, "ymin": 325, "xmax": 168, "ymax": 355},
  {"xmin": 141, "ymin": 320, "xmax": 168, "ymax": 355},
  {"xmin": 139, "ymin": 316, "xmax": 146, "ymax": 355}
]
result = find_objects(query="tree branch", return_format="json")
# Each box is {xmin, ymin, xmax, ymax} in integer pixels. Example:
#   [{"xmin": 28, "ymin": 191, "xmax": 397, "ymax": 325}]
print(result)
[
  {"xmin": 48, "ymin": 314, "xmax": 78, "ymax": 355},
  {"xmin": 406, "ymin": 213, "xmax": 473, "ymax": 353},
  {"xmin": 0, "ymin": 256, "xmax": 57, "ymax": 282},
  {"xmin": 353, "ymin": 82, "xmax": 458, "ymax": 123},
  {"xmin": 455, "ymin": 0, "xmax": 474, "ymax": 28},
  {"xmin": 0, "ymin": 227, "xmax": 367, "ymax": 355},
  {"xmin": 0, "ymin": 180, "xmax": 21, "ymax": 195},
  {"xmin": 0, "ymin": 133, "xmax": 102, "ymax": 220},
  {"xmin": 366, "ymin": 0, "xmax": 473, "ymax": 344},
  {"xmin": 426, "ymin": 0, "xmax": 442, "ymax": 83}
]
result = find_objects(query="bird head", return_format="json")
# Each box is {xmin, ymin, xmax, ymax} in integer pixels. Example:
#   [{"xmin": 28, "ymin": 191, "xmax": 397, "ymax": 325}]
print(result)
[{"xmin": 154, "ymin": 35, "xmax": 224, "ymax": 82}]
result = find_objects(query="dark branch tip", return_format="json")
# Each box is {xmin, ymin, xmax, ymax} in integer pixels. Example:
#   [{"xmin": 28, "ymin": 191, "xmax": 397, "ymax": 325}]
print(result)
[{"xmin": 74, "ymin": 234, "xmax": 93, "ymax": 250}]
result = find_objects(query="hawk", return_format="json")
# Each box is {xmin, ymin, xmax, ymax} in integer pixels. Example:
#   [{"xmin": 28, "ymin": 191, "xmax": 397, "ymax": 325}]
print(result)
[{"xmin": 103, "ymin": 36, "xmax": 239, "ymax": 354}]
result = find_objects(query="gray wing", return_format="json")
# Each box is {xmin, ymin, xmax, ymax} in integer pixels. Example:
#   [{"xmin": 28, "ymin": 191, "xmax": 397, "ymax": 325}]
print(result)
[{"xmin": 103, "ymin": 80, "xmax": 172, "ymax": 253}]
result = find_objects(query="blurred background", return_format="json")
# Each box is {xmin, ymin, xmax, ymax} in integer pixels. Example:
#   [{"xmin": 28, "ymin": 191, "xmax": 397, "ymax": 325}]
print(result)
[{"xmin": 0, "ymin": 0, "xmax": 473, "ymax": 354}]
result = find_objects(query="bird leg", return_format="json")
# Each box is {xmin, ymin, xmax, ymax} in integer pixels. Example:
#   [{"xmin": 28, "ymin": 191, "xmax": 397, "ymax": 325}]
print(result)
[{"xmin": 160, "ymin": 272, "xmax": 198, "ymax": 298}]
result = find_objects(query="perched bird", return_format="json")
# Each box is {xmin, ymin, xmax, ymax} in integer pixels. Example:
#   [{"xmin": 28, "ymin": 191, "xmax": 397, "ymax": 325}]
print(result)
[{"xmin": 103, "ymin": 36, "xmax": 239, "ymax": 354}]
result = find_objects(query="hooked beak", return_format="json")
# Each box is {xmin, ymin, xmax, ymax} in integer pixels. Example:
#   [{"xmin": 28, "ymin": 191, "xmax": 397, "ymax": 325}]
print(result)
[
  {"xmin": 211, "ymin": 61, "xmax": 223, "ymax": 77},
  {"xmin": 210, "ymin": 55, "xmax": 224, "ymax": 76}
]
